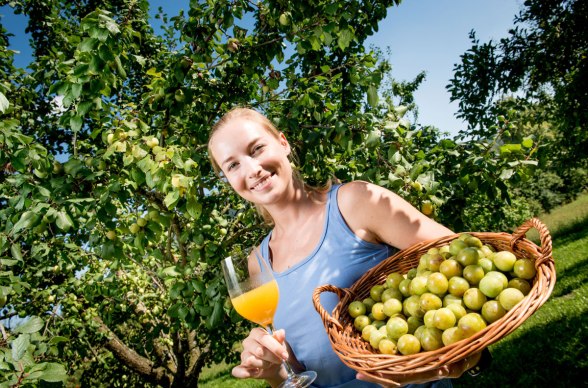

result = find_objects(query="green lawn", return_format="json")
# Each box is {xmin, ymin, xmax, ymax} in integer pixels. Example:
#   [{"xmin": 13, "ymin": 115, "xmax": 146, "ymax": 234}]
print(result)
[{"xmin": 200, "ymin": 193, "xmax": 588, "ymax": 387}]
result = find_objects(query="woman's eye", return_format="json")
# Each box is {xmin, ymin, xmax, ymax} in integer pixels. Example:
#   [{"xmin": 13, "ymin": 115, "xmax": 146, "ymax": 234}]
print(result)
[
  {"xmin": 227, "ymin": 162, "xmax": 238, "ymax": 171},
  {"xmin": 252, "ymin": 144, "xmax": 264, "ymax": 155}
]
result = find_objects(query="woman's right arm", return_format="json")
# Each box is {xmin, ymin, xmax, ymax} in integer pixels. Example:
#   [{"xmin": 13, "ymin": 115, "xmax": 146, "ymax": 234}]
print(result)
[{"xmin": 232, "ymin": 327, "xmax": 289, "ymax": 388}]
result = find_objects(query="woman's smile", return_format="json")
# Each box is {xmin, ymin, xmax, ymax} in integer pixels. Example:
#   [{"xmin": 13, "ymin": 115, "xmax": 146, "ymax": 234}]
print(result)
[{"xmin": 251, "ymin": 172, "xmax": 275, "ymax": 192}]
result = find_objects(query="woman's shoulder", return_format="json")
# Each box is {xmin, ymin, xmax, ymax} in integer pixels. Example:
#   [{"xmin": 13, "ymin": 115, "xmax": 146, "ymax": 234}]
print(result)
[
  {"xmin": 336, "ymin": 180, "xmax": 396, "ymax": 217},
  {"xmin": 338, "ymin": 180, "xmax": 390, "ymax": 202}
]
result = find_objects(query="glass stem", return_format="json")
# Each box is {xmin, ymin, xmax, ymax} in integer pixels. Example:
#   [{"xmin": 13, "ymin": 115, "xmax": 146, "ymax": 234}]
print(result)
[{"xmin": 266, "ymin": 324, "xmax": 297, "ymax": 381}]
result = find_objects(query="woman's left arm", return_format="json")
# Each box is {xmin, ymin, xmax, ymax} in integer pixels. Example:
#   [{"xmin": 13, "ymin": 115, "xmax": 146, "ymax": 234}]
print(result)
[
  {"xmin": 339, "ymin": 181, "xmax": 487, "ymax": 385},
  {"xmin": 338, "ymin": 181, "xmax": 454, "ymax": 250}
]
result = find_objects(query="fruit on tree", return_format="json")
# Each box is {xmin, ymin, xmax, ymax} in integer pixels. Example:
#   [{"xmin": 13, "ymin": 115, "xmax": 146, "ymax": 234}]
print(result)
[{"xmin": 421, "ymin": 202, "xmax": 434, "ymax": 216}]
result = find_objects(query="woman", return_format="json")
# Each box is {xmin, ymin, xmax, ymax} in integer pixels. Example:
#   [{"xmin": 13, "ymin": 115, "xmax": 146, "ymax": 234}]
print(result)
[{"xmin": 207, "ymin": 107, "xmax": 481, "ymax": 387}]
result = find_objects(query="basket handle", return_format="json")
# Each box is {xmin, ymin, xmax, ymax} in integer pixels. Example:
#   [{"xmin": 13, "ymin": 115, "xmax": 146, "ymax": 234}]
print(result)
[
  {"xmin": 510, "ymin": 217, "xmax": 553, "ymax": 267},
  {"xmin": 312, "ymin": 284, "xmax": 351, "ymax": 331}
]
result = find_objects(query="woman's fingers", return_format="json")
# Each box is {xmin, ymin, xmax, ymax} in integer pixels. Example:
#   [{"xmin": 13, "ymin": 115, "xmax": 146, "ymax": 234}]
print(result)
[
  {"xmin": 238, "ymin": 328, "xmax": 289, "ymax": 370},
  {"xmin": 232, "ymin": 364, "xmax": 262, "ymax": 379}
]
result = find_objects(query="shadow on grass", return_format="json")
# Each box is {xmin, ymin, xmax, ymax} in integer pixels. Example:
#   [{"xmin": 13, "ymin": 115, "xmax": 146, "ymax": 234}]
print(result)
[
  {"xmin": 551, "ymin": 259, "xmax": 588, "ymax": 298},
  {"xmin": 551, "ymin": 216, "xmax": 588, "ymax": 244}
]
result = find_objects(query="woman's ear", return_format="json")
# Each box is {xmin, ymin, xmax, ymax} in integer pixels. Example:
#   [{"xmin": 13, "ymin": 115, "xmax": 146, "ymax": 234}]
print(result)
[{"xmin": 279, "ymin": 132, "xmax": 291, "ymax": 155}]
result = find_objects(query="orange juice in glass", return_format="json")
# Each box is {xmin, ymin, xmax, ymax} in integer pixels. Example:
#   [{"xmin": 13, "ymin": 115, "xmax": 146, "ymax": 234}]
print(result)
[
  {"xmin": 230, "ymin": 279, "xmax": 279, "ymax": 326},
  {"xmin": 221, "ymin": 251, "xmax": 317, "ymax": 388}
]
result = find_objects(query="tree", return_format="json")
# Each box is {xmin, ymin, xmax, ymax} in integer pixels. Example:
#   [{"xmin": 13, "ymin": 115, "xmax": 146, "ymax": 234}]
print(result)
[
  {"xmin": 0, "ymin": 0, "xmax": 534, "ymax": 386},
  {"xmin": 447, "ymin": 0, "xmax": 588, "ymax": 197}
]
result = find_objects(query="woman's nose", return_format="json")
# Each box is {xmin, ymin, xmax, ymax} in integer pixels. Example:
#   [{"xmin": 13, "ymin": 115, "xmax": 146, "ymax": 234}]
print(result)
[{"xmin": 245, "ymin": 157, "xmax": 262, "ymax": 177}]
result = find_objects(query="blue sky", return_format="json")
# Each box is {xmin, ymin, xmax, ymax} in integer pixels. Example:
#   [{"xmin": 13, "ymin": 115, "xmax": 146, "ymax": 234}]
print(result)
[{"xmin": 1, "ymin": 0, "xmax": 522, "ymax": 136}]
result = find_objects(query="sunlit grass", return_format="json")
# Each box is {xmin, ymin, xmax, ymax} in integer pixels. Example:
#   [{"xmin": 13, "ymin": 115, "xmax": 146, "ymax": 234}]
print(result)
[
  {"xmin": 525, "ymin": 192, "xmax": 588, "ymax": 243},
  {"xmin": 199, "ymin": 362, "xmax": 266, "ymax": 388}
]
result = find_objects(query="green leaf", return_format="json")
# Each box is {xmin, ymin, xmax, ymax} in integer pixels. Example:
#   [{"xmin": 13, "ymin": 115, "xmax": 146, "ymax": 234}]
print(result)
[
  {"xmin": 12, "ymin": 334, "xmax": 30, "ymax": 361},
  {"xmin": 133, "ymin": 55, "xmax": 146, "ymax": 66},
  {"xmin": 500, "ymin": 144, "xmax": 522, "ymax": 154},
  {"xmin": 367, "ymin": 85, "xmax": 379, "ymax": 107},
  {"xmin": 164, "ymin": 190, "xmax": 180, "ymax": 209},
  {"xmin": 162, "ymin": 266, "xmax": 182, "ymax": 277},
  {"xmin": 37, "ymin": 186, "xmax": 51, "ymax": 198},
  {"xmin": 522, "ymin": 138, "xmax": 533, "ymax": 148},
  {"xmin": 309, "ymin": 35, "xmax": 321, "ymax": 51},
  {"xmin": 71, "ymin": 83, "xmax": 82, "ymax": 99},
  {"xmin": 387, "ymin": 172, "xmax": 403, "ymax": 189},
  {"xmin": 167, "ymin": 302, "xmax": 182, "ymax": 318},
  {"xmin": 499, "ymin": 168, "xmax": 514, "ymax": 180},
  {"xmin": 0, "ymin": 235, "xmax": 7, "ymax": 254},
  {"xmin": 394, "ymin": 105, "xmax": 408, "ymax": 118},
  {"xmin": 79, "ymin": 38, "xmax": 99, "ymax": 52},
  {"xmin": 77, "ymin": 101, "xmax": 93, "ymax": 116},
  {"xmin": 0, "ymin": 91, "xmax": 9, "ymax": 113},
  {"xmin": 48, "ymin": 336, "xmax": 69, "ymax": 345},
  {"xmin": 70, "ymin": 115, "xmax": 83, "ymax": 132},
  {"xmin": 63, "ymin": 158, "xmax": 84, "ymax": 176},
  {"xmin": 39, "ymin": 362, "xmax": 68, "ymax": 382},
  {"xmin": 186, "ymin": 197, "xmax": 202, "ymax": 219},
  {"xmin": 114, "ymin": 56, "xmax": 127, "ymax": 78},
  {"xmin": 146, "ymin": 67, "xmax": 162, "ymax": 77},
  {"xmin": 89, "ymin": 27, "xmax": 109, "ymax": 41},
  {"xmin": 15, "ymin": 316, "xmax": 44, "ymax": 334},
  {"xmin": 177, "ymin": 304, "xmax": 189, "ymax": 320},
  {"xmin": 103, "ymin": 19, "xmax": 120, "ymax": 35},
  {"xmin": 10, "ymin": 243, "xmax": 23, "ymax": 261},
  {"xmin": 365, "ymin": 129, "xmax": 380, "ymax": 146},
  {"xmin": 55, "ymin": 211, "xmax": 74, "ymax": 231},
  {"xmin": 0, "ymin": 258, "xmax": 19, "ymax": 266},
  {"xmin": 206, "ymin": 300, "xmax": 223, "ymax": 329},
  {"xmin": 12, "ymin": 211, "xmax": 40, "ymax": 234},
  {"xmin": 337, "ymin": 29, "xmax": 353, "ymax": 51}
]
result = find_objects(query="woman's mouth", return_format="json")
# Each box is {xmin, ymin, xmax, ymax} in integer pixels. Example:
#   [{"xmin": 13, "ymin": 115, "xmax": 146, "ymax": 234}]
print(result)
[{"xmin": 251, "ymin": 173, "xmax": 275, "ymax": 191}]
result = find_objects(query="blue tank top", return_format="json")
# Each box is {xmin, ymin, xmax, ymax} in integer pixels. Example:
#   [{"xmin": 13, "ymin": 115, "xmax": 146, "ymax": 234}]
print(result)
[{"xmin": 260, "ymin": 184, "xmax": 394, "ymax": 387}]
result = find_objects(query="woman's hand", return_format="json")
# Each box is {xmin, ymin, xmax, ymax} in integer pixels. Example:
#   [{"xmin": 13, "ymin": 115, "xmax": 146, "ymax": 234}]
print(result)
[
  {"xmin": 356, "ymin": 351, "xmax": 483, "ymax": 387},
  {"xmin": 232, "ymin": 327, "xmax": 289, "ymax": 386}
]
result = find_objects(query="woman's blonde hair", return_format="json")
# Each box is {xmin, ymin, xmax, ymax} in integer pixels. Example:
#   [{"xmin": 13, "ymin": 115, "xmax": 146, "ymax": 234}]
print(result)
[{"xmin": 208, "ymin": 107, "xmax": 331, "ymax": 225}]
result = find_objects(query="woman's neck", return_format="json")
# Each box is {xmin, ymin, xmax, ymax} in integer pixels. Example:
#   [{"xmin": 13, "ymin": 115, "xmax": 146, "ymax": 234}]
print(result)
[{"xmin": 265, "ymin": 181, "xmax": 324, "ymax": 236}]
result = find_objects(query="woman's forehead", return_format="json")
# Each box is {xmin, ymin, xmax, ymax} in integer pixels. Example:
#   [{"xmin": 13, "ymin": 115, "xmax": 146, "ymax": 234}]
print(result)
[{"xmin": 215, "ymin": 117, "xmax": 274, "ymax": 142}]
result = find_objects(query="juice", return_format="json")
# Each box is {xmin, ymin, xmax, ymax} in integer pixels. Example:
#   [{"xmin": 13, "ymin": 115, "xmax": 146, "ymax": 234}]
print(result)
[{"xmin": 231, "ymin": 280, "xmax": 279, "ymax": 326}]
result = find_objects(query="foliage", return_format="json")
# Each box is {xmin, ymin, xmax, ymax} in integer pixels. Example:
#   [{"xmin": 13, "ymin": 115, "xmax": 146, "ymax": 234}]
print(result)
[
  {"xmin": 0, "ymin": 315, "xmax": 68, "ymax": 386},
  {"xmin": 0, "ymin": 0, "xmax": 536, "ymax": 386},
  {"xmin": 447, "ymin": 0, "xmax": 588, "ymax": 206}
]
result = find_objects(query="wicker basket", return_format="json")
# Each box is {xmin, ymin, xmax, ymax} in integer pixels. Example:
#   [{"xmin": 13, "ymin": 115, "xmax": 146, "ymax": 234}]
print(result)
[{"xmin": 312, "ymin": 218, "xmax": 556, "ymax": 385}]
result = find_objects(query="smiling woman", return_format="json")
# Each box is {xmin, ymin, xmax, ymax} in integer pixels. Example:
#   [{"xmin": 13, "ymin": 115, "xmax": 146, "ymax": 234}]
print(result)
[{"xmin": 206, "ymin": 107, "xmax": 480, "ymax": 388}]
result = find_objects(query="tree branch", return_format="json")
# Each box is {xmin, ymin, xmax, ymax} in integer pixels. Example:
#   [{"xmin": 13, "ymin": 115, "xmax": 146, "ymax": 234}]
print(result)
[{"xmin": 92, "ymin": 316, "xmax": 173, "ymax": 387}]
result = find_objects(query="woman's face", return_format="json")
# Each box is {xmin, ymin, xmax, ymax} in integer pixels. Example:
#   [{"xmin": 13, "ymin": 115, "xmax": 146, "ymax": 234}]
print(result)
[{"xmin": 209, "ymin": 116, "xmax": 293, "ymax": 205}]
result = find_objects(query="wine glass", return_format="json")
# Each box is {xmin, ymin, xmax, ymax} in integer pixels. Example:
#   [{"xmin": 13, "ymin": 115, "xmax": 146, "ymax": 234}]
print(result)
[{"xmin": 221, "ymin": 248, "xmax": 317, "ymax": 388}]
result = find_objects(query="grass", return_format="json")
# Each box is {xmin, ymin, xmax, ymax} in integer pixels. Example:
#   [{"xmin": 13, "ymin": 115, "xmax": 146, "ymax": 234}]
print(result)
[
  {"xmin": 200, "ymin": 193, "xmax": 588, "ymax": 388},
  {"xmin": 198, "ymin": 363, "xmax": 265, "ymax": 388}
]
